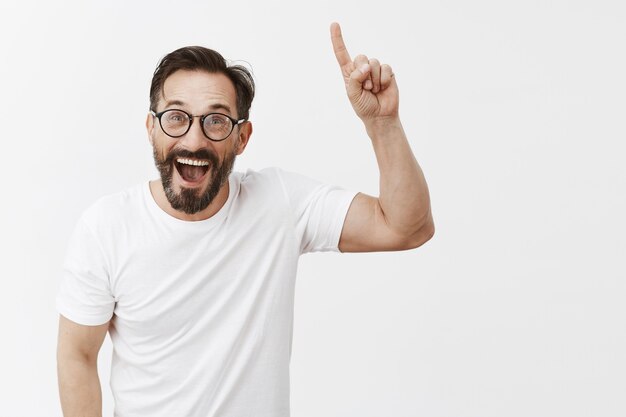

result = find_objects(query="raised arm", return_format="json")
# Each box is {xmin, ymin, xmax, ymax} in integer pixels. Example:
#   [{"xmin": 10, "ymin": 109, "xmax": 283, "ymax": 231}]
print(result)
[
  {"xmin": 330, "ymin": 22, "xmax": 434, "ymax": 252},
  {"xmin": 57, "ymin": 315, "xmax": 109, "ymax": 417}
]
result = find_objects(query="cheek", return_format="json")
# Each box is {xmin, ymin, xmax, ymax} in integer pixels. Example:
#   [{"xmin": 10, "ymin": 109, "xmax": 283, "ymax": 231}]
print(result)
[
  {"xmin": 212, "ymin": 142, "xmax": 234, "ymax": 162},
  {"xmin": 153, "ymin": 137, "xmax": 177, "ymax": 160},
  {"xmin": 229, "ymin": 137, "xmax": 242, "ymax": 155}
]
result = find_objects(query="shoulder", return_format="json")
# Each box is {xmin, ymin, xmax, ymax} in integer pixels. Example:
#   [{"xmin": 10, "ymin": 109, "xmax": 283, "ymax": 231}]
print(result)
[
  {"xmin": 228, "ymin": 167, "xmax": 329, "ymax": 212},
  {"xmin": 235, "ymin": 167, "xmax": 325, "ymax": 195},
  {"xmin": 227, "ymin": 168, "xmax": 287, "ymax": 209},
  {"xmin": 237, "ymin": 167, "xmax": 290, "ymax": 185},
  {"xmin": 232, "ymin": 167, "xmax": 353, "ymax": 215},
  {"xmin": 79, "ymin": 183, "xmax": 146, "ymax": 232}
]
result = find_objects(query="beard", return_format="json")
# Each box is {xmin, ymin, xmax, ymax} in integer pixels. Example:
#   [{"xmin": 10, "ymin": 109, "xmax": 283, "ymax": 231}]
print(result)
[{"xmin": 152, "ymin": 145, "xmax": 236, "ymax": 215}]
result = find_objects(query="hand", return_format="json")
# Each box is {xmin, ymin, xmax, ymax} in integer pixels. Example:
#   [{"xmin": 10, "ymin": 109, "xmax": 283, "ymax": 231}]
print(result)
[{"xmin": 330, "ymin": 22, "xmax": 399, "ymax": 123}]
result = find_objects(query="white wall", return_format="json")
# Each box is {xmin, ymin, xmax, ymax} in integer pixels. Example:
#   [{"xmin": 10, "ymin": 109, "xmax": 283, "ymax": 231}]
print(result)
[{"xmin": 1, "ymin": 0, "xmax": 624, "ymax": 416}]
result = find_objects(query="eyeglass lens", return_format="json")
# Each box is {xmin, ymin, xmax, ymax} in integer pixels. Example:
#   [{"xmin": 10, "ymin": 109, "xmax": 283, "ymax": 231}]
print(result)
[{"xmin": 160, "ymin": 110, "xmax": 234, "ymax": 140}]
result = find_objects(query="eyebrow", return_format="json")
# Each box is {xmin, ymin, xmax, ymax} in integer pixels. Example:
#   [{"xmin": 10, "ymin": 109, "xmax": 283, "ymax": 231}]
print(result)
[{"xmin": 163, "ymin": 100, "xmax": 233, "ymax": 115}]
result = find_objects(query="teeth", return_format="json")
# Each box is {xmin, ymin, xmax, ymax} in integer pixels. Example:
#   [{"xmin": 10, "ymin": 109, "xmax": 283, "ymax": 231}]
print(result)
[{"xmin": 176, "ymin": 158, "xmax": 210, "ymax": 166}]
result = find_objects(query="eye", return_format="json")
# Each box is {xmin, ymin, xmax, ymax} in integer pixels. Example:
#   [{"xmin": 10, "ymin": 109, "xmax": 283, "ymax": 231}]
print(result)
[
  {"xmin": 206, "ymin": 115, "xmax": 228, "ymax": 126},
  {"xmin": 164, "ymin": 110, "xmax": 187, "ymax": 124}
]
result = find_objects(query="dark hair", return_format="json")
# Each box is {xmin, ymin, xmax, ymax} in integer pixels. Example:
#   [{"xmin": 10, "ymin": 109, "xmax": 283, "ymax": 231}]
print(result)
[{"xmin": 149, "ymin": 46, "xmax": 255, "ymax": 120}]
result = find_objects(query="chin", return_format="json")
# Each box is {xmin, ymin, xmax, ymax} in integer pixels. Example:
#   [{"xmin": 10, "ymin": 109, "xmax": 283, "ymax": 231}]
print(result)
[{"xmin": 165, "ymin": 174, "xmax": 224, "ymax": 215}]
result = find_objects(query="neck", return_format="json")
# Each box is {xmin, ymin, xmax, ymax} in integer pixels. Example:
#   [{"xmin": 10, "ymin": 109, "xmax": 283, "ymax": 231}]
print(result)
[{"xmin": 149, "ymin": 179, "xmax": 230, "ymax": 221}]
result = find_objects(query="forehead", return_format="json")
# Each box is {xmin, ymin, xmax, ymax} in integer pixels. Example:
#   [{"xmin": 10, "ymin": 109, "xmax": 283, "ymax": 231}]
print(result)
[{"xmin": 159, "ymin": 69, "xmax": 237, "ymax": 114}]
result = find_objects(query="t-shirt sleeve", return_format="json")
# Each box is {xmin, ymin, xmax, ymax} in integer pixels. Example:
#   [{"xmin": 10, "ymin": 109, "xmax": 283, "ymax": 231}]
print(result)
[
  {"xmin": 56, "ymin": 215, "xmax": 115, "ymax": 326},
  {"xmin": 274, "ymin": 168, "xmax": 358, "ymax": 254}
]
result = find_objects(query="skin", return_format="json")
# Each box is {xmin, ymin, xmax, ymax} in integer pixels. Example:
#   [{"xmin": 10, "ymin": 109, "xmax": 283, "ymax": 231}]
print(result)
[
  {"xmin": 57, "ymin": 316, "xmax": 108, "ymax": 416},
  {"xmin": 57, "ymin": 22, "xmax": 433, "ymax": 416},
  {"xmin": 147, "ymin": 69, "xmax": 252, "ymax": 222},
  {"xmin": 330, "ymin": 22, "xmax": 434, "ymax": 252}
]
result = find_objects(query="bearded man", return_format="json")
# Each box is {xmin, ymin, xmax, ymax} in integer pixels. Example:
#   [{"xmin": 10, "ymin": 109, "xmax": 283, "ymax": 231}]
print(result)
[{"xmin": 56, "ymin": 23, "xmax": 434, "ymax": 417}]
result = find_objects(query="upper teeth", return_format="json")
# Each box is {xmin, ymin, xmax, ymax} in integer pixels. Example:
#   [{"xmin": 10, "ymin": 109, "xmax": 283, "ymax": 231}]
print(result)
[{"xmin": 177, "ymin": 158, "xmax": 209, "ymax": 166}]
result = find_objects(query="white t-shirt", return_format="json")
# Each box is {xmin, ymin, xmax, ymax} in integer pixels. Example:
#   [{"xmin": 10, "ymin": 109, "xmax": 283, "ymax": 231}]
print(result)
[{"xmin": 57, "ymin": 167, "xmax": 357, "ymax": 417}]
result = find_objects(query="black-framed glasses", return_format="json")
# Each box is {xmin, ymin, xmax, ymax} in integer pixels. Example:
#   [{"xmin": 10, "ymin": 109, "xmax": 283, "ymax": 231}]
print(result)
[{"xmin": 151, "ymin": 109, "xmax": 246, "ymax": 142}]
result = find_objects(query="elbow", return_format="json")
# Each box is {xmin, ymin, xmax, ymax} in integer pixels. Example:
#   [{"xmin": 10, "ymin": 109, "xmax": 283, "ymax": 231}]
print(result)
[{"xmin": 403, "ymin": 212, "xmax": 435, "ymax": 250}]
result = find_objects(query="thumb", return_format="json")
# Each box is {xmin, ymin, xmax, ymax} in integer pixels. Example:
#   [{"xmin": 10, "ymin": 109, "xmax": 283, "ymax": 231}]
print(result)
[{"xmin": 347, "ymin": 63, "xmax": 370, "ymax": 98}]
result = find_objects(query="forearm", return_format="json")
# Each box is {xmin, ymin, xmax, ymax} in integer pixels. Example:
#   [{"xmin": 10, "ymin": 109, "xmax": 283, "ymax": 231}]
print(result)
[
  {"xmin": 365, "ymin": 116, "xmax": 432, "ymax": 236},
  {"xmin": 58, "ymin": 355, "xmax": 103, "ymax": 417}
]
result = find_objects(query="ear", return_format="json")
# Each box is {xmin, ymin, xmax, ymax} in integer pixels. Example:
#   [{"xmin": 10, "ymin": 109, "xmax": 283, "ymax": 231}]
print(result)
[
  {"xmin": 146, "ymin": 112, "xmax": 155, "ymax": 146},
  {"xmin": 235, "ymin": 121, "xmax": 253, "ymax": 155}
]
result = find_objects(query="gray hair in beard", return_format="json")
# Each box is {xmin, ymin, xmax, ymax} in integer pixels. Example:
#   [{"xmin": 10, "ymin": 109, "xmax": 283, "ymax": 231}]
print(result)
[{"xmin": 152, "ymin": 146, "xmax": 237, "ymax": 215}]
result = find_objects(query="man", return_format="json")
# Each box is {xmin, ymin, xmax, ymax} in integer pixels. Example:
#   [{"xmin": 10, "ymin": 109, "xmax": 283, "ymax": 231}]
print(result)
[{"xmin": 56, "ymin": 23, "xmax": 434, "ymax": 416}]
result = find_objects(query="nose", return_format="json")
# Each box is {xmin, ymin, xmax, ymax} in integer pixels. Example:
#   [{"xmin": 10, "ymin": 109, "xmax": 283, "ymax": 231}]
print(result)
[{"xmin": 178, "ymin": 116, "xmax": 210, "ymax": 151}]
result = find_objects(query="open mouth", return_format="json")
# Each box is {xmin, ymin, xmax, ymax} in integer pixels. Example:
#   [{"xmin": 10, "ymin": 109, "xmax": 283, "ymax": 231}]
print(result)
[{"xmin": 175, "ymin": 157, "xmax": 210, "ymax": 185}]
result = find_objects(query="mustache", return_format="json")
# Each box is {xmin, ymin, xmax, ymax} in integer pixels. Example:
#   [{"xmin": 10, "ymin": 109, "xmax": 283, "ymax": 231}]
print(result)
[{"xmin": 162, "ymin": 148, "xmax": 219, "ymax": 166}]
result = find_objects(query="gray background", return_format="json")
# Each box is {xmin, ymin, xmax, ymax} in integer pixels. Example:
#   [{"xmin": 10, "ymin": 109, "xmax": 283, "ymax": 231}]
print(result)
[{"xmin": 0, "ymin": 0, "xmax": 624, "ymax": 415}]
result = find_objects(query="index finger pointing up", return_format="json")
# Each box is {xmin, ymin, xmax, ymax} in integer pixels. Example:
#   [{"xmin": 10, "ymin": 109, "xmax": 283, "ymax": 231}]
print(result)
[{"xmin": 330, "ymin": 22, "xmax": 352, "ymax": 67}]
